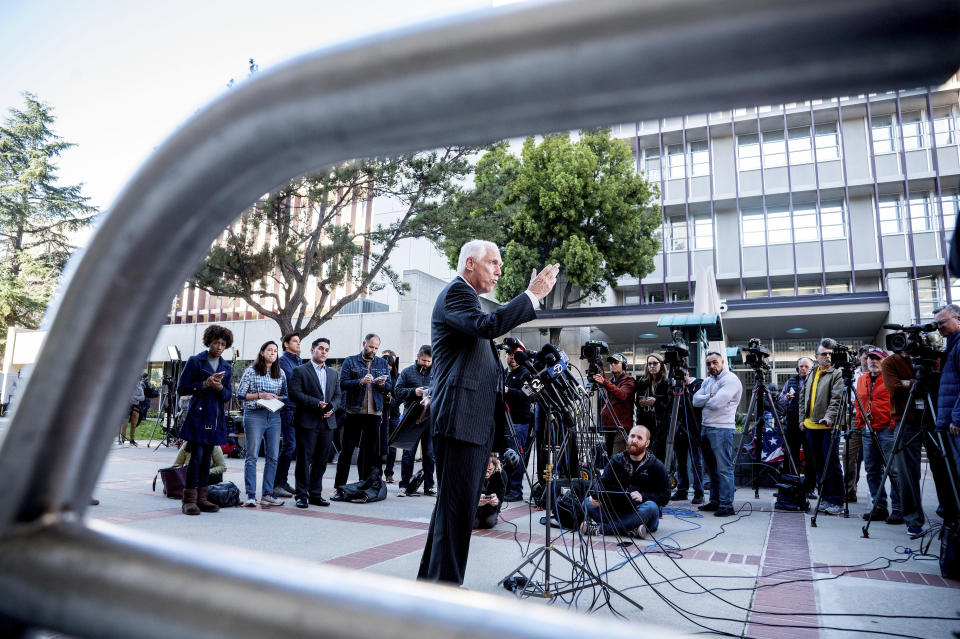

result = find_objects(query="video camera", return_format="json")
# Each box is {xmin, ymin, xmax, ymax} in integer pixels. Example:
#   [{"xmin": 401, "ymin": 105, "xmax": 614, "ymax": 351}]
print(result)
[
  {"xmin": 830, "ymin": 342, "xmax": 855, "ymax": 368},
  {"xmin": 883, "ymin": 322, "xmax": 941, "ymax": 360},
  {"xmin": 661, "ymin": 330, "xmax": 690, "ymax": 368},
  {"xmin": 741, "ymin": 338, "xmax": 771, "ymax": 370},
  {"xmin": 580, "ymin": 340, "xmax": 609, "ymax": 377}
]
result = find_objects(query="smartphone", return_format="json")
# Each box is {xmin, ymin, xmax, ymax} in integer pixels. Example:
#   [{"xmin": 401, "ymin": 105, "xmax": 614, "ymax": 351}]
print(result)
[
  {"xmin": 213, "ymin": 371, "xmax": 225, "ymax": 379},
  {"xmin": 375, "ymin": 374, "xmax": 388, "ymax": 381}
]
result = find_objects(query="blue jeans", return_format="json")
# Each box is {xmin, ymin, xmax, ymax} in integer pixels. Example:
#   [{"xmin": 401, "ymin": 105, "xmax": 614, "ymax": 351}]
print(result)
[
  {"xmin": 243, "ymin": 408, "xmax": 281, "ymax": 498},
  {"xmin": 806, "ymin": 427, "xmax": 843, "ymax": 507},
  {"xmin": 583, "ymin": 497, "xmax": 660, "ymax": 535},
  {"xmin": 701, "ymin": 426, "xmax": 735, "ymax": 508},
  {"xmin": 273, "ymin": 406, "xmax": 296, "ymax": 488},
  {"xmin": 863, "ymin": 428, "xmax": 900, "ymax": 512},
  {"xmin": 505, "ymin": 422, "xmax": 530, "ymax": 497}
]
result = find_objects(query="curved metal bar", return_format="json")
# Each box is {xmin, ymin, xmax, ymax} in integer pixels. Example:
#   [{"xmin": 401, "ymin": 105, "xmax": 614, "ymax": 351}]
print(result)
[{"xmin": 0, "ymin": 520, "xmax": 669, "ymax": 639}]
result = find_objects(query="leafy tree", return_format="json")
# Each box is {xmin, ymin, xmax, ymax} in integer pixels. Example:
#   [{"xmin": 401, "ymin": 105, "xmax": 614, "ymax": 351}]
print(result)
[
  {"xmin": 191, "ymin": 147, "xmax": 480, "ymax": 336},
  {"xmin": 443, "ymin": 129, "xmax": 660, "ymax": 344},
  {"xmin": 0, "ymin": 93, "xmax": 96, "ymax": 356}
]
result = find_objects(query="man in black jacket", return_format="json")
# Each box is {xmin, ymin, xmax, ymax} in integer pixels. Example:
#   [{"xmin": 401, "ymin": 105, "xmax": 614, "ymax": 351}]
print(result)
[
  {"xmin": 581, "ymin": 424, "xmax": 669, "ymax": 538},
  {"xmin": 671, "ymin": 368, "xmax": 705, "ymax": 504},
  {"xmin": 289, "ymin": 338, "xmax": 341, "ymax": 508},
  {"xmin": 395, "ymin": 345, "xmax": 435, "ymax": 497},
  {"xmin": 417, "ymin": 239, "xmax": 558, "ymax": 585},
  {"xmin": 503, "ymin": 351, "xmax": 534, "ymax": 501}
]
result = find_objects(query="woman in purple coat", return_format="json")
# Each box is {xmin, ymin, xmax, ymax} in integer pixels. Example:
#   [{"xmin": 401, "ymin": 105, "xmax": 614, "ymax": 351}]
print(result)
[{"xmin": 176, "ymin": 325, "xmax": 234, "ymax": 515}]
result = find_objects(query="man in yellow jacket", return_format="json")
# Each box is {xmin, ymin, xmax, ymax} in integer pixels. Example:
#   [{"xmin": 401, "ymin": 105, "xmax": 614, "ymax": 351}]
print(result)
[{"xmin": 799, "ymin": 338, "xmax": 846, "ymax": 515}]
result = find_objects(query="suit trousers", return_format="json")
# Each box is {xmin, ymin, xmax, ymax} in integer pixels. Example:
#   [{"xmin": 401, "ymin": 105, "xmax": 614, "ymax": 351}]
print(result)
[
  {"xmin": 274, "ymin": 406, "xmax": 297, "ymax": 489},
  {"xmin": 417, "ymin": 432, "xmax": 492, "ymax": 585},
  {"xmin": 295, "ymin": 427, "xmax": 332, "ymax": 500},
  {"xmin": 335, "ymin": 413, "xmax": 382, "ymax": 487}
]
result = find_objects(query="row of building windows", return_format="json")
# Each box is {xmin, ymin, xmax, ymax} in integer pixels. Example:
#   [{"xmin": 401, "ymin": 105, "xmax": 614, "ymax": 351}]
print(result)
[
  {"xmin": 657, "ymin": 191, "xmax": 960, "ymax": 254},
  {"xmin": 871, "ymin": 106, "xmax": 960, "ymax": 154},
  {"xmin": 639, "ymin": 106, "xmax": 960, "ymax": 182}
]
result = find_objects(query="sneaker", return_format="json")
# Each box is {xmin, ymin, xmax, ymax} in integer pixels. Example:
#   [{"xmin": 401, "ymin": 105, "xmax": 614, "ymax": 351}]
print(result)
[
  {"xmin": 691, "ymin": 492, "xmax": 704, "ymax": 505},
  {"xmin": 385, "ymin": 475, "xmax": 395, "ymax": 484},
  {"xmin": 424, "ymin": 488, "xmax": 438, "ymax": 497},
  {"xmin": 821, "ymin": 504, "xmax": 843, "ymax": 516},
  {"xmin": 274, "ymin": 485, "xmax": 294, "ymax": 499},
  {"xmin": 714, "ymin": 507, "xmax": 735, "ymax": 517},
  {"xmin": 698, "ymin": 501, "xmax": 720, "ymax": 512},
  {"xmin": 244, "ymin": 497, "xmax": 257, "ymax": 508},
  {"xmin": 260, "ymin": 494, "xmax": 285, "ymax": 508},
  {"xmin": 862, "ymin": 507, "xmax": 889, "ymax": 522},
  {"xmin": 885, "ymin": 511, "xmax": 905, "ymax": 525},
  {"xmin": 129, "ymin": 440, "xmax": 138, "ymax": 447},
  {"xmin": 631, "ymin": 523, "xmax": 647, "ymax": 539},
  {"xmin": 670, "ymin": 490, "xmax": 688, "ymax": 501},
  {"xmin": 397, "ymin": 489, "xmax": 407, "ymax": 497},
  {"xmin": 579, "ymin": 520, "xmax": 601, "ymax": 536},
  {"xmin": 907, "ymin": 525, "xmax": 924, "ymax": 537}
]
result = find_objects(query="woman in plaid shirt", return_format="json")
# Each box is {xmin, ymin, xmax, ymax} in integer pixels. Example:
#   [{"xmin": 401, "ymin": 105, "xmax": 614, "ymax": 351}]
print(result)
[{"xmin": 237, "ymin": 341, "xmax": 288, "ymax": 508}]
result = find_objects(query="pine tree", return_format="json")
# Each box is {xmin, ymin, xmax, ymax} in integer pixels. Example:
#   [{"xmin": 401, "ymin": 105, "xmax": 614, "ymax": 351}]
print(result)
[{"xmin": 0, "ymin": 93, "xmax": 96, "ymax": 357}]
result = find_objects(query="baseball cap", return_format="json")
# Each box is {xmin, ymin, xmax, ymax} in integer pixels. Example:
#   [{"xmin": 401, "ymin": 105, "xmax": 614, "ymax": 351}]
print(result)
[
  {"xmin": 866, "ymin": 347, "xmax": 889, "ymax": 359},
  {"xmin": 607, "ymin": 353, "xmax": 627, "ymax": 364}
]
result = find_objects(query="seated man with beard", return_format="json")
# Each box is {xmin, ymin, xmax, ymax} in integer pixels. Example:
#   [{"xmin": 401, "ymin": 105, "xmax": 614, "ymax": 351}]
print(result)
[{"xmin": 580, "ymin": 424, "xmax": 670, "ymax": 538}]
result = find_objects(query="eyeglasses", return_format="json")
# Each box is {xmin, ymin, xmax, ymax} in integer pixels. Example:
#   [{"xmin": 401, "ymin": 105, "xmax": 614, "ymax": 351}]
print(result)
[{"xmin": 647, "ymin": 361, "xmax": 660, "ymax": 367}]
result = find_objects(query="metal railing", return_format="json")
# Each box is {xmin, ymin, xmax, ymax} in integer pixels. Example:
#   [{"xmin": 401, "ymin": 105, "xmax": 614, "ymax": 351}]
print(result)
[{"xmin": 0, "ymin": 0, "xmax": 957, "ymax": 636}]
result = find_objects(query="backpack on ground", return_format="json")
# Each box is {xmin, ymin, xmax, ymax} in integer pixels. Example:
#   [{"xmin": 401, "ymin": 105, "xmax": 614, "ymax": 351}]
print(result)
[{"xmin": 206, "ymin": 481, "xmax": 241, "ymax": 507}]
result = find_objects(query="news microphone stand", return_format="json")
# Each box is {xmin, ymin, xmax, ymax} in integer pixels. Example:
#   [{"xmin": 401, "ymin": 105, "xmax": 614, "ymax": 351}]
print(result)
[{"xmin": 497, "ymin": 349, "xmax": 642, "ymax": 609}]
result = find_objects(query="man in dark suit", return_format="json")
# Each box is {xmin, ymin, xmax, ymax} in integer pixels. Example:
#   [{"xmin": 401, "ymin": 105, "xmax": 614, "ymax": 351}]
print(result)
[
  {"xmin": 289, "ymin": 337, "xmax": 341, "ymax": 508},
  {"xmin": 417, "ymin": 239, "xmax": 559, "ymax": 585}
]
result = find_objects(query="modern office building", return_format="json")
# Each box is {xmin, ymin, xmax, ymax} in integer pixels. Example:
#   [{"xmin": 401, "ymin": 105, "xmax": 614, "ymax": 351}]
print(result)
[{"xmin": 512, "ymin": 75, "xmax": 960, "ymax": 385}]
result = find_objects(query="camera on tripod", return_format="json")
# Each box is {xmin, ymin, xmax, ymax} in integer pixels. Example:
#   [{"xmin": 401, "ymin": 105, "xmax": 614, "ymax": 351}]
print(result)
[
  {"xmin": 741, "ymin": 338, "xmax": 771, "ymax": 370},
  {"xmin": 884, "ymin": 322, "xmax": 941, "ymax": 360},
  {"xmin": 661, "ymin": 333, "xmax": 690, "ymax": 379},
  {"xmin": 580, "ymin": 340, "xmax": 609, "ymax": 377}
]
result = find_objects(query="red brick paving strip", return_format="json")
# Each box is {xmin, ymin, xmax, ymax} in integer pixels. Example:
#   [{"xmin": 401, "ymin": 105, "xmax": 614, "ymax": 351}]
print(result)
[{"xmin": 745, "ymin": 511, "xmax": 819, "ymax": 639}]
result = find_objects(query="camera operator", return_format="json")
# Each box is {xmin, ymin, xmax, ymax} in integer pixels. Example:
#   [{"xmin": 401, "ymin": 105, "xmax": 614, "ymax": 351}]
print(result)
[
  {"xmin": 580, "ymin": 424, "xmax": 669, "ymax": 538},
  {"xmin": 692, "ymin": 352, "xmax": 743, "ymax": 517},
  {"xmin": 778, "ymin": 357, "xmax": 816, "ymax": 497},
  {"xmin": 856, "ymin": 348, "xmax": 901, "ymax": 523},
  {"xmin": 840, "ymin": 345, "xmax": 876, "ymax": 503},
  {"xmin": 635, "ymin": 354, "xmax": 670, "ymax": 461},
  {"xmin": 120, "ymin": 375, "xmax": 146, "ymax": 446},
  {"xmin": 592, "ymin": 353, "xmax": 636, "ymax": 456},
  {"xmin": 503, "ymin": 351, "xmax": 534, "ymax": 501},
  {"xmin": 395, "ymin": 345, "xmax": 436, "ymax": 497},
  {"xmin": 800, "ymin": 339, "xmax": 846, "ymax": 516},
  {"xmin": 935, "ymin": 304, "xmax": 960, "ymax": 481},
  {"xmin": 670, "ymin": 366, "xmax": 705, "ymax": 504}
]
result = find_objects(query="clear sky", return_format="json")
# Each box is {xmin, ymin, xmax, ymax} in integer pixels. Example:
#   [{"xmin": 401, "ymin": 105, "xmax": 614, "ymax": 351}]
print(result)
[{"xmin": 0, "ymin": 0, "xmax": 523, "ymax": 214}]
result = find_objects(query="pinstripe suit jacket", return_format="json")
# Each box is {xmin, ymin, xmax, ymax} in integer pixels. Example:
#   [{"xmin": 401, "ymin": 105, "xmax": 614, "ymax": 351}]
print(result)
[{"xmin": 430, "ymin": 277, "xmax": 537, "ymax": 446}]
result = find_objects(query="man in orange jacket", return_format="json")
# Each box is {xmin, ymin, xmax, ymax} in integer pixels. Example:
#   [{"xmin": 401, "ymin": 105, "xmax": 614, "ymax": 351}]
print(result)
[{"xmin": 857, "ymin": 347, "xmax": 902, "ymax": 524}]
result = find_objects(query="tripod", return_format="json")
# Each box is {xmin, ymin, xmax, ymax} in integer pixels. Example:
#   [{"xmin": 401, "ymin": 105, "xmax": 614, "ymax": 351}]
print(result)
[
  {"xmin": 861, "ymin": 361, "xmax": 960, "ymax": 537},
  {"xmin": 736, "ymin": 365, "xmax": 800, "ymax": 499},
  {"xmin": 661, "ymin": 369, "xmax": 701, "ymax": 495},
  {"xmin": 147, "ymin": 381, "xmax": 179, "ymax": 449},
  {"xmin": 809, "ymin": 362, "xmax": 862, "ymax": 525}
]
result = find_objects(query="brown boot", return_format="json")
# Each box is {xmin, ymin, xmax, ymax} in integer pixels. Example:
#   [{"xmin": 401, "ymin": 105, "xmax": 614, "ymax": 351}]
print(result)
[
  {"xmin": 181, "ymin": 489, "xmax": 200, "ymax": 515},
  {"xmin": 196, "ymin": 486, "xmax": 220, "ymax": 513}
]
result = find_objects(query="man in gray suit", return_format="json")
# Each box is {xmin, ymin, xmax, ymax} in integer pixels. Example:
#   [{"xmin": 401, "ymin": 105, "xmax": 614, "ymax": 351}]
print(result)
[
  {"xmin": 289, "ymin": 337, "xmax": 341, "ymax": 508},
  {"xmin": 417, "ymin": 239, "xmax": 559, "ymax": 585}
]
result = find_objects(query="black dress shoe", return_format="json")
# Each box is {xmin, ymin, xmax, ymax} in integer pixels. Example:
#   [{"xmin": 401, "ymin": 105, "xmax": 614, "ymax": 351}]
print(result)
[
  {"xmin": 309, "ymin": 496, "xmax": 331, "ymax": 507},
  {"xmin": 862, "ymin": 507, "xmax": 889, "ymax": 522},
  {"xmin": 698, "ymin": 501, "xmax": 720, "ymax": 512},
  {"xmin": 295, "ymin": 498, "xmax": 308, "ymax": 509},
  {"xmin": 714, "ymin": 507, "xmax": 735, "ymax": 517},
  {"xmin": 670, "ymin": 490, "xmax": 688, "ymax": 501}
]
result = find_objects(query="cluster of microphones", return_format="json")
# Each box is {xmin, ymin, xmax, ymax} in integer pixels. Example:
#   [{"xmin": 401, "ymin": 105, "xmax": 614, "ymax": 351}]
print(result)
[{"xmin": 496, "ymin": 338, "xmax": 584, "ymax": 410}]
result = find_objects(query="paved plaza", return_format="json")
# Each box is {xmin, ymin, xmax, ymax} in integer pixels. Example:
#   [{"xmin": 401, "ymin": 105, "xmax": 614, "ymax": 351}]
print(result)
[{"xmin": 73, "ymin": 438, "xmax": 960, "ymax": 639}]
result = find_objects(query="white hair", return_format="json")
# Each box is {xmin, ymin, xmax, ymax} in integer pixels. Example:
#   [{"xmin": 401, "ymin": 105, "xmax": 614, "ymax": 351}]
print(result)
[
  {"xmin": 457, "ymin": 240, "xmax": 499, "ymax": 274},
  {"xmin": 935, "ymin": 303, "xmax": 960, "ymax": 318}
]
